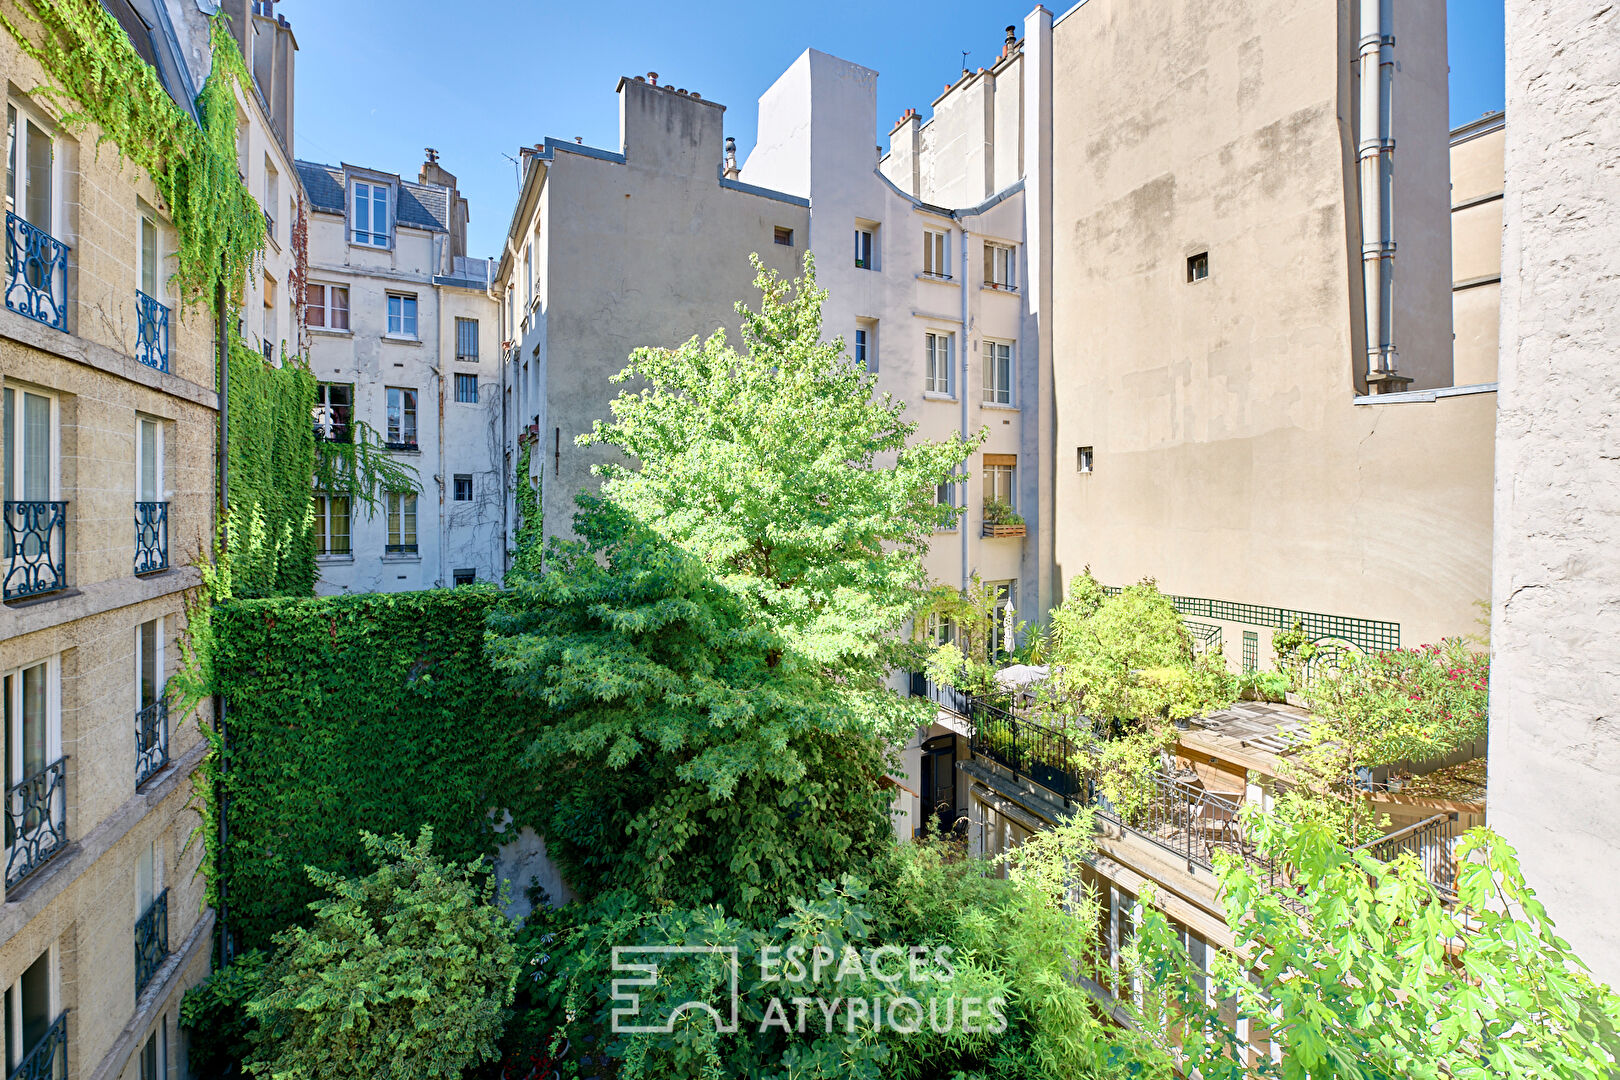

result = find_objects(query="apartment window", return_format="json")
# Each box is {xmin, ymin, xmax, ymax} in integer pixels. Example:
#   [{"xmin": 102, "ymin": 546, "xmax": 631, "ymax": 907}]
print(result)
[
  {"xmin": 854, "ymin": 227, "xmax": 875, "ymax": 270},
  {"xmin": 455, "ymin": 373, "xmax": 478, "ymax": 404},
  {"xmin": 3, "ymin": 949, "xmax": 58, "ymax": 1076},
  {"xmin": 922, "ymin": 229, "xmax": 949, "ymax": 278},
  {"xmin": 934, "ymin": 480, "xmax": 957, "ymax": 531},
  {"xmin": 1187, "ymin": 251, "xmax": 1209, "ymax": 282},
  {"xmin": 385, "ymin": 387, "xmax": 417, "ymax": 448},
  {"xmin": 139, "ymin": 1022, "xmax": 168, "ymax": 1080},
  {"xmin": 3, "ymin": 385, "xmax": 58, "ymax": 502},
  {"xmin": 1078, "ymin": 445, "xmax": 1094, "ymax": 474},
  {"xmin": 387, "ymin": 293, "xmax": 418, "ymax": 338},
  {"xmin": 984, "ymin": 455, "xmax": 1016, "ymax": 508},
  {"xmin": 984, "ymin": 242, "xmax": 1016, "ymax": 290},
  {"xmin": 854, "ymin": 321, "xmax": 878, "ymax": 374},
  {"xmin": 5, "ymin": 103, "xmax": 56, "ymax": 232},
  {"xmin": 926, "ymin": 613, "xmax": 956, "ymax": 647},
  {"xmin": 989, "ymin": 580, "xmax": 1017, "ymax": 659},
  {"xmin": 456, "ymin": 317, "xmax": 479, "ymax": 360},
  {"xmin": 263, "ymin": 156, "xmax": 278, "ymax": 238},
  {"xmin": 386, "ymin": 492, "xmax": 418, "ymax": 553},
  {"xmin": 453, "ymin": 474, "xmax": 472, "ymax": 502},
  {"xmin": 983, "ymin": 339, "xmax": 1013, "ymax": 405},
  {"xmin": 307, "ymin": 283, "xmax": 349, "ymax": 330},
  {"xmin": 135, "ymin": 618, "xmax": 163, "ymax": 714},
  {"xmin": 139, "ymin": 210, "xmax": 159, "ymax": 298},
  {"xmin": 774, "ymin": 226, "xmax": 794, "ymax": 246},
  {"xmin": 524, "ymin": 240, "xmax": 534, "ymax": 309},
  {"xmin": 351, "ymin": 179, "xmax": 390, "ymax": 246},
  {"xmin": 313, "ymin": 383, "xmax": 352, "ymax": 442},
  {"xmin": 262, "ymin": 273, "xmax": 276, "ymax": 361},
  {"xmin": 313, "ymin": 494, "xmax": 351, "ymax": 556},
  {"xmin": 924, "ymin": 331, "xmax": 954, "ymax": 395},
  {"xmin": 136, "ymin": 415, "xmax": 162, "ymax": 503},
  {"xmin": 453, "ymin": 568, "xmax": 475, "ymax": 587}
]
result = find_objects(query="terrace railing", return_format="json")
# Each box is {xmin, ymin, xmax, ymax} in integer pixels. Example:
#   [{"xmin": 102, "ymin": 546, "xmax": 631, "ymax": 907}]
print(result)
[
  {"xmin": 134, "ymin": 501, "xmax": 168, "ymax": 574},
  {"xmin": 1354, "ymin": 812, "xmax": 1460, "ymax": 902},
  {"xmin": 135, "ymin": 289, "xmax": 170, "ymax": 372},
  {"xmin": 134, "ymin": 888, "xmax": 170, "ymax": 994},
  {"xmin": 3, "ymin": 500, "xmax": 67, "ymax": 599},
  {"xmin": 5, "ymin": 212, "xmax": 68, "ymax": 332},
  {"xmin": 5, "ymin": 757, "xmax": 67, "ymax": 887},
  {"xmin": 1093, "ymin": 772, "xmax": 1250, "ymax": 875},
  {"xmin": 136, "ymin": 699, "xmax": 169, "ymax": 788}
]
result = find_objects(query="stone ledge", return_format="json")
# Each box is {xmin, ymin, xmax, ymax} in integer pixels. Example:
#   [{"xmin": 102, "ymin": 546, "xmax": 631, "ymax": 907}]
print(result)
[
  {"xmin": 88, "ymin": 906, "xmax": 215, "ymax": 1080},
  {"xmin": 0, "ymin": 738, "xmax": 206, "ymax": 935},
  {"xmin": 0, "ymin": 309, "xmax": 218, "ymax": 410},
  {"xmin": 2, "ymin": 565, "xmax": 201, "ymax": 641}
]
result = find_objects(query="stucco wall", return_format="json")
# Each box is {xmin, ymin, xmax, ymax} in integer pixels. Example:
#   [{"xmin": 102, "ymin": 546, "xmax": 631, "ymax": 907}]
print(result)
[
  {"xmin": 1488, "ymin": 0, "xmax": 1620, "ymax": 986},
  {"xmin": 1046, "ymin": 0, "xmax": 1491, "ymax": 651},
  {"xmin": 1449, "ymin": 117, "xmax": 1504, "ymax": 386}
]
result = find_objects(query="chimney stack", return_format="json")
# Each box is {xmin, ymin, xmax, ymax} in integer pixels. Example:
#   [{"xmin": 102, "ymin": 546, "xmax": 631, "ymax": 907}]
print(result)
[
  {"xmin": 1004, "ymin": 25, "xmax": 1017, "ymax": 55},
  {"xmin": 723, "ymin": 135, "xmax": 740, "ymax": 180}
]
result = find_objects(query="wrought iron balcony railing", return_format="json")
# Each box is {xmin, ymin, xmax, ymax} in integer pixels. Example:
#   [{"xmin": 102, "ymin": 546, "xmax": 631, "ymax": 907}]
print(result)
[
  {"xmin": 3, "ymin": 500, "xmax": 67, "ymax": 600},
  {"xmin": 136, "ymin": 699, "xmax": 169, "ymax": 788},
  {"xmin": 1354, "ymin": 811, "xmax": 1460, "ymax": 903},
  {"xmin": 969, "ymin": 697, "xmax": 1089, "ymax": 803},
  {"xmin": 135, "ymin": 289, "xmax": 170, "ymax": 372},
  {"xmin": 5, "ymin": 756, "xmax": 67, "ymax": 888},
  {"xmin": 134, "ymin": 887, "xmax": 169, "ymax": 994},
  {"xmin": 134, "ymin": 501, "xmax": 168, "ymax": 574},
  {"xmin": 7, "ymin": 1010, "xmax": 65, "ymax": 1080},
  {"xmin": 1092, "ymin": 771, "xmax": 1250, "ymax": 875},
  {"xmin": 5, "ymin": 211, "xmax": 69, "ymax": 332}
]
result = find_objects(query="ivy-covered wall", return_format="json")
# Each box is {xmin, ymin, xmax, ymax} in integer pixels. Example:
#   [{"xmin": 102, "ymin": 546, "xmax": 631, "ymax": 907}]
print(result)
[
  {"xmin": 224, "ymin": 338, "xmax": 317, "ymax": 598},
  {"xmin": 207, "ymin": 588, "xmax": 540, "ymax": 951}
]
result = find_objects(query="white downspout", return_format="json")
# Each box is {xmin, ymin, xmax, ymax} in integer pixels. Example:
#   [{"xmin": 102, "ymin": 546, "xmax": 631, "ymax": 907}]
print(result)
[
  {"xmin": 958, "ymin": 219, "xmax": 970, "ymax": 592},
  {"xmin": 1358, "ymin": 0, "xmax": 1398, "ymax": 387}
]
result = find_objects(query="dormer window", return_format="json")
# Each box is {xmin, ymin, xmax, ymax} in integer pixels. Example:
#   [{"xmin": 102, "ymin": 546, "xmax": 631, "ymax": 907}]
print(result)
[{"xmin": 351, "ymin": 179, "xmax": 390, "ymax": 247}]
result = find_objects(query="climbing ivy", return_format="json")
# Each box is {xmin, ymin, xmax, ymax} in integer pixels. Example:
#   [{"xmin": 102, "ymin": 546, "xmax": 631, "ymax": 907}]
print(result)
[
  {"xmin": 200, "ymin": 588, "xmax": 540, "ymax": 952},
  {"xmin": 311, "ymin": 419, "xmax": 418, "ymax": 516},
  {"xmin": 506, "ymin": 436, "xmax": 542, "ymax": 582},
  {"xmin": 0, "ymin": 0, "xmax": 265, "ymax": 304}
]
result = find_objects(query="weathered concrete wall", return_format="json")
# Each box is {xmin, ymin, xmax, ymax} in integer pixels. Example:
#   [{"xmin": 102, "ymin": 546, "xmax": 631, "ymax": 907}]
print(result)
[
  {"xmin": 1046, "ymin": 0, "xmax": 1491, "ymax": 651},
  {"xmin": 1488, "ymin": 0, "xmax": 1620, "ymax": 986}
]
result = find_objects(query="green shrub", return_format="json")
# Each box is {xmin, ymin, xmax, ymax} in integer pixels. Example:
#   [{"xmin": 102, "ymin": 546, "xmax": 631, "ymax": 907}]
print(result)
[
  {"xmin": 246, "ymin": 828, "xmax": 517, "ymax": 1080},
  {"xmin": 179, "ymin": 949, "xmax": 268, "ymax": 1078}
]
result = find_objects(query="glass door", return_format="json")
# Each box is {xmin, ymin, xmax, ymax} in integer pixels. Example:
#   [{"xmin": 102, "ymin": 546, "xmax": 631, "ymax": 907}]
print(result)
[{"xmin": 919, "ymin": 734, "xmax": 958, "ymax": 838}]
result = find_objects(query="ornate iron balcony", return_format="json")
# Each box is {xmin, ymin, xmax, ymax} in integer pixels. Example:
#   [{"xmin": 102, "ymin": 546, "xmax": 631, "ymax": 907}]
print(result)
[
  {"xmin": 5, "ymin": 212, "xmax": 69, "ymax": 332},
  {"xmin": 135, "ymin": 887, "xmax": 170, "ymax": 995},
  {"xmin": 136, "ymin": 699, "xmax": 169, "ymax": 788},
  {"xmin": 3, "ymin": 500, "xmax": 67, "ymax": 600},
  {"xmin": 135, "ymin": 289, "xmax": 170, "ymax": 372},
  {"xmin": 5, "ymin": 756, "xmax": 67, "ymax": 888},
  {"xmin": 6, "ymin": 1011, "xmax": 65, "ymax": 1080},
  {"xmin": 134, "ymin": 501, "xmax": 168, "ymax": 575}
]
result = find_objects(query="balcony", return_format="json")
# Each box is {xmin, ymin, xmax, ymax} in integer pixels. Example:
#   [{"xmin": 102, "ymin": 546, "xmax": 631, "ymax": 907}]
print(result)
[
  {"xmin": 7, "ymin": 1011, "xmax": 65, "ymax": 1080},
  {"xmin": 3, "ymin": 500, "xmax": 67, "ymax": 600},
  {"xmin": 134, "ymin": 501, "xmax": 169, "ymax": 574},
  {"xmin": 5, "ymin": 211, "xmax": 69, "ymax": 332},
  {"xmin": 134, "ymin": 888, "xmax": 170, "ymax": 994},
  {"xmin": 1354, "ymin": 811, "xmax": 1461, "ymax": 903},
  {"xmin": 134, "ymin": 290, "xmax": 170, "ymax": 372},
  {"xmin": 136, "ymin": 699, "xmax": 169, "ymax": 788},
  {"xmin": 5, "ymin": 757, "xmax": 67, "ymax": 888}
]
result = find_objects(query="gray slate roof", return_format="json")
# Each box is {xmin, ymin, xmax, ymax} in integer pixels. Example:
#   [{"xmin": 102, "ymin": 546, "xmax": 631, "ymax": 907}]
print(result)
[{"xmin": 294, "ymin": 161, "xmax": 449, "ymax": 232}]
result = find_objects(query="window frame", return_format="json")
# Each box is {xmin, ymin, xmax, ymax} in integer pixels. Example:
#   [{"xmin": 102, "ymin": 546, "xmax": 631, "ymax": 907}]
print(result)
[
  {"xmin": 984, "ymin": 459, "xmax": 1016, "ymax": 509},
  {"xmin": 137, "ymin": 204, "xmax": 161, "ymax": 301},
  {"xmin": 306, "ymin": 282, "xmax": 350, "ymax": 331},
  {"xmin": 313, "ymin": 493, "xmax": 352, "ymax": 557},
  {"xmin": 455, "ymin": 317, "xmax": 479, "ymax": 361},
  {"xmin": 5, "ymin": 100, "xmax": 60, "ymax": 236},
  {"xmin": 263, "ymin": 155, "xmax": 279, "ymax": 239},
  {"xmin": 135, "ymin": 617, "xmax": 164, "ymax": 713},
  {"xmin": 2, "ymin": 384, "xmax": 61, "ymax": 502},
  {"xmin": 982, "ymin": 338, "xmax": 1014, "ymax": 406},
  {"xmin": 135, "ymin": 415, "xmax": 163, "ymax": 503},
  {"xmin": 454, "ymin": 373, "xmax": 478, "ymax": 404},
  {"xmin": 385, "ymin": 491, "xmax": 418, "ymax": 553},
  {"xmin": 933, "ymin": 480, "xmax": 957, "ymax": 532},
  {"xmin": 773, "ymin": 226, "xmax": 794, "ymax": 247},
  {"xmin": 984, "ymin": 242, "xmax": 1017, "ymax": 291},
  {"xmin": 854, "ymin": 226, "xmax": 877, "ymax": 270},
  {"xmin": 313, "ymin": 383, "xmax": 352, "ymax": 443},
  {"xmin": 386, "ymin": 293, "xmax": 419, "ymax": 339},
  {"xmin": 384, "ymin": 386, "xmax": 418, "ymax": 449},
  {"xmin": 349, "ymin": 178, "xmax": 392, "ymax": 248},
  {"xmin": 924, "ymin": 331, "xmax": 954, "ymax": 397},
  {"xmin": 3, "ymin": 944, "xmax": 59, "ymax": 1074},
  {"xmin": 452, "ymin": 474, "xmax": 473, "ymax": 502},
  {"xmin": 922, "ymin": 228, "xmax": 950, "ymax": 279},
  {"xmin": 1187, "ymin": 251, "xmax": 1209, "ymax": 283},
  {"xmin": 3, "ymin": 655, "xmax": 61, "ymax": 790}
]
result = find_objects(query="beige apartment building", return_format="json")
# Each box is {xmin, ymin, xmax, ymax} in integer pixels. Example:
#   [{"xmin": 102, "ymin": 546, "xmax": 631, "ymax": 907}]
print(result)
[
  {"xmin": 0, "ymin": 2, "xmax": 299, "ymax": 1077},
  {"xmin": 1449, "ymin": 111, "xmax": 1504, "ymax": 387}
]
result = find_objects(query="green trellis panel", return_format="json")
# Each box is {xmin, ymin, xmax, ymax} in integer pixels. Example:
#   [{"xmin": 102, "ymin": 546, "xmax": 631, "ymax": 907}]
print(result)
[{"xmin": 1101, "ymin": 585, "xmax": 1399, "ymax": 652}]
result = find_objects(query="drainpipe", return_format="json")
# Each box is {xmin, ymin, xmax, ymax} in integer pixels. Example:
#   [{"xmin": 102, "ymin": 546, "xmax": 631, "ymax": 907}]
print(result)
[
  {"xmin": 434, "ymin": 234, "xmax": 448, "ymax": 589},
  {"xmin": 213, "ymin": 270, "xmax": 230, "ymax": 966},
  {"xmin": 957, "ymin": 219, "xmax": 970, "ymax": 592},
  {"xmin": 1358, "ymin": 0, "xmax": 1400, "ymax": 389}
]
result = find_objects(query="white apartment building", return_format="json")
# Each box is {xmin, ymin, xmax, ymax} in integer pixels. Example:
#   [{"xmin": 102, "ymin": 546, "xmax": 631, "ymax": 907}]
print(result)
[{"xmin": 296, "ymin": 153, "xmax": 503, "ymax": 593}]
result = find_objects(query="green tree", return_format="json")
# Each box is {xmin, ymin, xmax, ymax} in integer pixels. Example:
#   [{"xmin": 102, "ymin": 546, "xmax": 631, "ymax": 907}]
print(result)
[
  {"xmin": 245, "ymin": 828, "xmax": 516, "ymax": 1080},
  {"xmin": 1131, "ymin": 816, "xmax": 1620, "ymax": 1079}
]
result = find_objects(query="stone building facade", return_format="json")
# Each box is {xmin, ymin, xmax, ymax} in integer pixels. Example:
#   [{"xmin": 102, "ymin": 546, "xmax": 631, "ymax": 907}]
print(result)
[
  {"xmin": 295, "ymin": 154, "xmax": 502, "ymax": 593},
  {"xmin": 1488, "ymin": 0, "xmax": 1620, "ymax": 987}
]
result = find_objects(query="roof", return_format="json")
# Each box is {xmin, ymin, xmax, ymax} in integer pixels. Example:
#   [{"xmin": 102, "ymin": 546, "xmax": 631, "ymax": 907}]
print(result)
[{"xmin": 294, "ymin": 160, "xmax": 450, "ymax": 232}]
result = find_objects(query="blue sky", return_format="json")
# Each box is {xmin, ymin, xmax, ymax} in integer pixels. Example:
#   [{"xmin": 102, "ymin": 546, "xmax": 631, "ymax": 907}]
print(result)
[{"xmin": 286, "ymin": 0, "xmax": 1505, "ymax": 259}]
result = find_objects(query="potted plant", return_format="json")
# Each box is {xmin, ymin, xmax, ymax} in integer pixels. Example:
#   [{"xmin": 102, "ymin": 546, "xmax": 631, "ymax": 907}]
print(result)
[{"xmin": 982, "ymin": 499, "xmax": 1027, "ymax": 538}]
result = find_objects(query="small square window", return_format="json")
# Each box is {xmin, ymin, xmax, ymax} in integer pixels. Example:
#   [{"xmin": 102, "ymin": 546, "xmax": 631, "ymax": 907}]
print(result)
[
  {"xmin": 455, "ymin": 373, "xmax": 478, "ymax": 403},
  {"xmin": 456, "ymin": 317, "xmax": 479, "ymax": 360},
  {"xmin": 1187, "ymin": 252, "xmax": 1208, "ymax": 282},
  {"xmin": 387, "ymin": 293, "xmax": 418, "ymax": 337},
  {"xmin": 1078, "ymin": 446, "xmax": 1094, "ymax": 473},
  {"xmin": 453, "ymin": 568, "xmax": 476, "ymax": 587},
  {"xmin": 453, "ymin": 474, "xmax": 473, "ymax": 502},
  {"xmin": 774, "ymin": 226, "xmax": 794, "ymax": 246}
]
